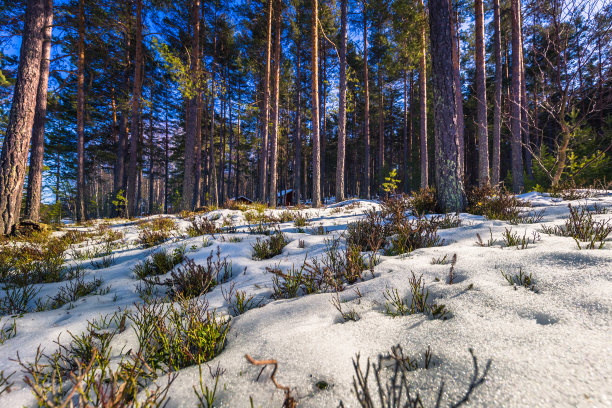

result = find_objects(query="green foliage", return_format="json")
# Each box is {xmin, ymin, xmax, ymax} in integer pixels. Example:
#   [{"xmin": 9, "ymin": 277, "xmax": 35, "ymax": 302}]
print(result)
[
  {"xmin": 251, "ymin": 230, "xmax": 289, "ymax": 260},
  {"xmin": 112, "ymin": 189, "xmax": 128, "ymax": 218},
  {"xmin": 383, "ymin": 273, "xmax": 449, "ymax": 319},
  {"xmin": 152, "ymin": 38, "xmax": 205, "ymax": 99},
  {"xmin": 381, "ymin": 168, "xmax": 401, "ymax": 194}
]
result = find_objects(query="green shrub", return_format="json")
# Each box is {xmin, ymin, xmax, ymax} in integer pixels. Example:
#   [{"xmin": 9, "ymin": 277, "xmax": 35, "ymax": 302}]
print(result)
[
  {"xmin": 132, "ymin": 246, "xmax": 186, "ymax": 279},
  {"xmin": 251, "ymin": 230, "xmax": 289, "ymax": 260},
  {"xmin": 409, "ymin": 187, "xmax": 438, "ymax": 215}
]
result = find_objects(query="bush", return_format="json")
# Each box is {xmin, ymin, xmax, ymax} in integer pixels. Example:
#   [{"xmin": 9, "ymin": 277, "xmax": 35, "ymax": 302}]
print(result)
[
  {"xmin": 132, "ymin": 246, "xmax": 186, "ymax": 279},
  {"xmin": 346, "ymin": 210, "xmax": 387, "ymax": 252},
  {"xmin": 130, "ymin": 295, "xmax": 229, "ymax": 371},
  {"xmin": 386, "ymin": 216, "xmax": 443, "ymax": 256},
  {"xmin": 383, "ymin": 272, "xmax": 449, "ymax": 319},
  {"xmin": 467, "ymin": 185, "xmax": 526, "ymax": 221},
  {"xmin": 187, "ymin": 217, "xmax": 220, "ymax": 237},
  {"xmin": 408, "ymin": 187, "xmax": 438, "ymax": 215},
  {"xmin": 541, "ymin": 204, "xmax": 611, "ymax": 249},
  {"xmin": 252, "ymin": 230, "xmax": 289, "ymax": 260}
]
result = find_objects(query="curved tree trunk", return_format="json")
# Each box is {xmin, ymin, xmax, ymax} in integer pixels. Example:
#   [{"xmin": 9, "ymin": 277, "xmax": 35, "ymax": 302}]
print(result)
[
  {"xmin": 25, "ymin": 0, "xmax": 53, "ymax": 222},
  {"xmin": 474, "ymin": 0, "xmax": 489, "ymax": 186},
  {"xmin": 429, "ymin": 0, "xmax": 466, "ymax": 212},
  {"xmin": 336, "ymin": 0, "xmax": 347, "ymax": 202},
  {"xmin": 0, "ymin": 0, "xmax": 45, "ymax": 234}
]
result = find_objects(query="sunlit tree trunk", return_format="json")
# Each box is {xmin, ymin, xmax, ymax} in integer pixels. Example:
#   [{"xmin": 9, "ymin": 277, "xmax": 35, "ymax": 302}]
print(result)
[
  {"xmin": 25, "ymin": 0, "xmax": 53, "ymax": 222},
  {"xmin": 75, "ymin": 0, "xmax": 87, "ymax": 221},
  {"xmin": 362, "ymin": 5, "xmax": 370, "ymax": 198},
  {"xmin": 336, "ymin": 0, "xmax": 347, "ymax": 202},
  {"xmin": 491, "ymin": 0, "xmax": 502, "ymax": 185},
  {"xmin": 429, "ymin": 0, "xmax": 466, "ymax": 212},
  {"xmin": 510, "ymin": 0, "xmax": 524, "ymax": 192},
  {"xmin": 0, "ymin": 0, "xmax": 45, "ymax": 234},
  {"xmin": 128, "ymin": 0, "xmax": 143, "ymax": 216},
  {"xmin": 474, "ymin": 0, "xmax": 489, "ymax": 186},
  {"xmin": 311, "ymin": 0, "xmax": 321, "ymax": 207},
  {"xmin": 418, "ymin": 0, "xmax": 428, "ymax": 189},
  {"xmin": 269, "ymin": 0, "xmax": 281, "ymax": 207}
]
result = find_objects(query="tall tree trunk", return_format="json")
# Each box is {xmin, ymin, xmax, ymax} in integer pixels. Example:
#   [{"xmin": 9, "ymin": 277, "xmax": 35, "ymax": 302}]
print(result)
[
  {"xmin": 127, "ymin": 0, "xmax": 143, "ymax": 216},
  {"xmin": 378, "ymin": 64, "xmax": 384, "ymax": 174},
  {"xmin": 182, "ymin": 0, "xmax": 200, "ymax": 211},
  {"xmin": 510, "ymin": 0, "xmax": 524, "ymax": 192},
  {"xmin": 0, "ymin": 0, "xmax": 45, "ymax": 234},
  {"xmin": 269, "ymin": 0, "xmax": 281, "ymax": 207},
  {"xmin": 451, "ymin": 3, "xmax": 464, "ymax": 181},
  {"xmin": 148, "ymin": 106, "xmax": 154, "ymax": 214},
  {"xmin": 164, "ymin": 89, "xmax": 169, "ymax": 213},
  {"xmin": 293, "ymin": 39, "xmax": 302, "ymax": 205},
  {"xmin": 491, "ymin": 0, "xmax": 502, "ymax": 185},
  {"xmin": 76, "ymin": 0, "xmax": 86, "ymax": 222},
  {"xmin": 474, "ymin": 0, "xmax": 489, "ymax": 186},
  {"xmin": 336, "ymin": 0, "xmax": 347, "ymax": 202},
  {"xmin": 320, "ymin": 43, "xmax": 327, "ymax": 200},
  {"xmin": 428, "ymin": 0, "xmax": 466, "ymax": 212},
  {"xmin": 362, "ymin": 6, "xmax": 370, "ymax": 198},
  {"xmin": 418, "ymin": 0, "xmax": 428, "ymax": 189},
  {"xmin": 24, "ymin": 0, "xmax": 53, "ymax": 222},
  {"xmin": 402, "ymin": 69, "xmax": 408, "ymax": 192},
  {"xmin": 260, "ymin": 0, "xmax": 273, "ymax": 203},
  {"xmin": 311, "ymin": 0, "xmax": 321, "ymax": 207}
]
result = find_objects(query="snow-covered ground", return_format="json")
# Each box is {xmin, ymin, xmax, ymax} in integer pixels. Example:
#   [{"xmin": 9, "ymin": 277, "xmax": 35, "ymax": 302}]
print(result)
[{"xmin": 1, "ymin": 193, "xmax": 611, "ymax": 407}]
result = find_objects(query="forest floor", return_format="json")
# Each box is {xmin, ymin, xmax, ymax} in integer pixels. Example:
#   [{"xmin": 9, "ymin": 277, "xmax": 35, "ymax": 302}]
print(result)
[{"xmin": 1, "ymin": 191, "xmax": 611, "ymax": 407}]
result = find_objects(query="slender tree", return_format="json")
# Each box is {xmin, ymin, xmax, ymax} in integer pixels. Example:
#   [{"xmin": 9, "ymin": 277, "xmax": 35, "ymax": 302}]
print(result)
[
  {"xmin": 428, "ymin": 0, "xmax": 466, "ymax": 211},
  {"xmin": 269, "ymin": 0, "xmax": 281, "ymax": 207},
  {"xmin": 311, "ymin": 0, "xmax": 321, "ymax": 207},
  {"xmin": 0, "ymin": 0, "xmax": 45, "ymax": 234},
  {"xmin": 182, "ymin": 0, "xmax": 200, "ymax": 211},
  {"xmin": 491, "ymin": 0, "xmax": 502, "ymax": 185},
  {"xmin": 260, "ymin": 0, "xmax": 273, "ymax": 203},
  {"xmin": 418, "ymin": 0, "xmax": 428, "ymax": 189},
  {"xmin": 76, "ymin": 0, "xmax": 86, "ymax": 221},
  {"xmin": 510, "ymin": 0, "xmax": 524, "ymax": 192},
  {"xmin": 362, "ymin": 3, "xmax": 370, "ymax": 198},
  {"xmin": 128, "ymin": 0, "xmax": 143, "ymax": 216},
  {"xmin": 25, "ymin": 0, "xmax": 54, "ymax": 222},
  {"xmin": 293, "ymin": 36, "xmax": 302, "ymax": 205},
  {"xmin": 474, "ymin": 0, "xmax": 489, "ymax": 186},
  {"xmin": 336, "ymin": 0, "xmax": 347, "ymax": 202}
]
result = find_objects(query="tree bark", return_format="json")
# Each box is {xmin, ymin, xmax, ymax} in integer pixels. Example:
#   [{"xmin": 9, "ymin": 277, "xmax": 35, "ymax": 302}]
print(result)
[
  {"xmin": 474, "ymin": 0, "xmax": 489, "ymax": 186},
  {"xmin": 491, "ymin": 0, "xmax": 502, "ymax": 185},
  {"xmin": 182, "ymin": 0, "xmax": 200, "ymax": 211},
  {"xmin": 127, "ymin": 0, "xmax": 143, "ymax": 216},
  {"xmin": 336, "ymin": 0, "xmax": 347, "ymax": 203},
  {"xmin": 311, "ymin": 0, "xmax": 321, "ymax": 207},
  {"xmin": 419, "ymin": 0, "xmax": 428, "ymax": 189},
  {"xmin": 0, "ymin": 0, "xmax": 45, "ymax": 234},
  {"xmin": 510, "ymin": 0, "xmax": 524, "ymax": 192},
  {"xmin": 76, "ymin": 0, "xmax": 86, "ymax": 221},
  {"xmin": 428, "ymin": 0, "xmax": 466, "ymax": 212},
  {"xmin": 25, "ymin": 0, "xmax": 53, "ymax": 222},
  {"xmin": 362, "ymin": 6, "xmax": 370, "ymax": 198},
  {"xmin": 450, "ymin": 3, "xmax": 464, "ymax": 181},
  {"xmin": 260, "ymin": 0, "xmax": 273, "ymax": 203},
  {"xmin": 269, "ymin": 0, "xmax": 281, "ymax": 207},
  {"xmin": 378, "ymin": 64, "xmax": 384, "ymax": 173},
  {"xmin": 293, "ymin": 38, "xmax": 302, "ymax": 205}
]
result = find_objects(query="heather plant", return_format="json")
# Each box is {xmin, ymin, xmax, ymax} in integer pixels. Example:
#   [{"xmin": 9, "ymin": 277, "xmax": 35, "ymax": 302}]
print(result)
[
  {"xmin": 541, "ymin": 204, "xmax": 611, "ymax": 249},
  {"xmin": 132, "ymin": 246, "xmax": 187, "ymax": 279},
  {"xmin": 251, "ymin": 229, "xmax": 289, "ymax": 260}
]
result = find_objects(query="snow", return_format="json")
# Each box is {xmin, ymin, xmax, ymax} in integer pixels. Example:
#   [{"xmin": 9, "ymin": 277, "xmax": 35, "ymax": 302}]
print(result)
[{"xmin": 1, "ymin": 193, "xmax": 612, "ymax": 407}]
